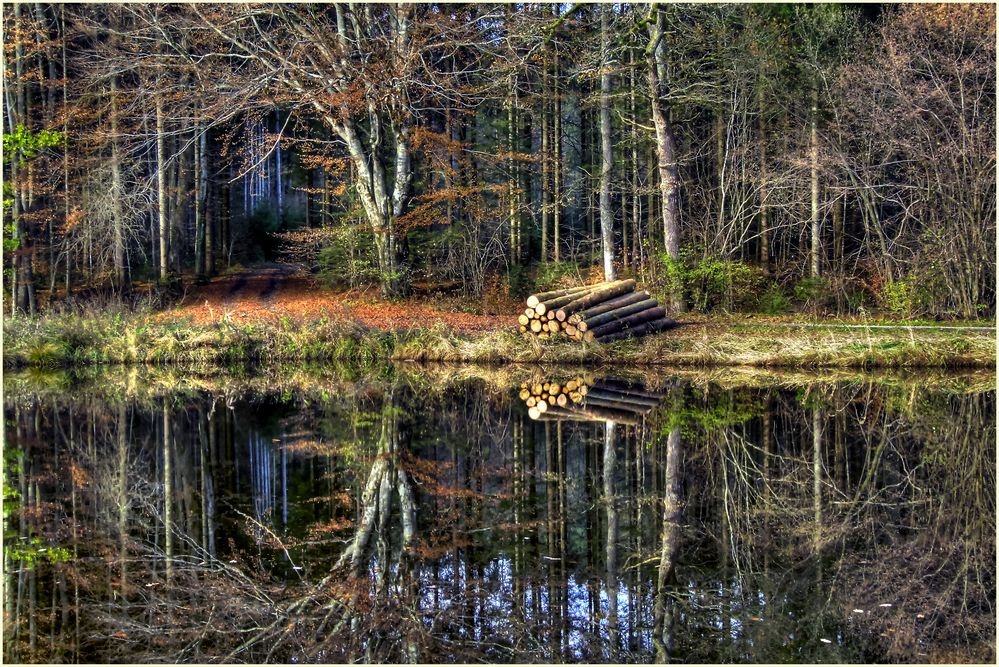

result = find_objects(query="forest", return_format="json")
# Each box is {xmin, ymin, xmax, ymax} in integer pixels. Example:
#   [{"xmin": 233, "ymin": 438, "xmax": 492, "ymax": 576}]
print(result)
[
  {"xmin": 3, "ymin": 5, "xmax": 996, "ymax": 663},
  {"xmin": 3, "ymin": 2, "xmax": 994, "ymax": 323}
]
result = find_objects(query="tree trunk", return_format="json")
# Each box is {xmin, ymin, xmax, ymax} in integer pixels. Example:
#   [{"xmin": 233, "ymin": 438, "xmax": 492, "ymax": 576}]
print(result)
[
  {"xmin": 275, "ymin": 110, "xmax": 283, "ymax": 221},
  {"xmin": 156, "ymin": 91, "xmax": 169, "ymax": 281},
  {"xmin": 758, "ymin": 81, "xmax": 770, "ymax": 274},
  {"xmin": 652, "ymin": 427, "xmax": 682, "ymax": 662},
  {"xmin": 204, "ymin": 131, "xmax": 214, "ymax": 277},
  {"xmin": 110, "ymin": 77, "xmax": 128, "ymax": 290},
  {"xmin": 810, "ymin": 83, "xmax": 820, "ymax": 278},
  {"xmin": 541, "ymin": 54, "xmax": 550, "ymax": 263},
  {"xmin": 629, "ymin": 46, "xmax": 640, "ymax": 273},
  {"xmin": 195, "ymin": 121, "xmax": 207, "ymax": 280},
  {"xmin": 62, "ymin": 4, "xmax": 70, "ymax": 297},
  {"xmin": 162, "ymin": 401, "xmax": 173, "ymax": 583},
  {"xmin": 508, "ymin": 68, "xmax": 518, "ymax": 265},
  {"xmin": 599, "ymin": 6, "xmax": 615, "ymax": 281},
  {"xmin": 553, "ymin": 26, "xmax": 562, "ymax": 264},
  {"xmin": 170, "ymin": 135, "xmax": 186, "ymax": 274},
  {"xmin": 604, "ymin": 420, "xmax": 619, "ymax": 651},
  {"xmin": 646, "ymin": 7, "xmax": 684, "ymax": 313}
]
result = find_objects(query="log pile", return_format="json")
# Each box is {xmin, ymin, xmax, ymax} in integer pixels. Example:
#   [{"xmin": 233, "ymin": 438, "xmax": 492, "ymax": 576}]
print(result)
[
  {"xmin": 519, "ymin": 375, "xmax": 664, "ymax": 425},
  {"xmin": 517, "ymin": 280, "xmax": 676, "ymax": 343}
]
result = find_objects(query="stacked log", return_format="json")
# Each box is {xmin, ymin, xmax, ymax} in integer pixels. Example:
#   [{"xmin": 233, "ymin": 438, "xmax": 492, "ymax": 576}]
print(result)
[
  {"xmin": 519, "ymin": 376, "xmax": 664, "ymax": 425},
  {"xmin": 518, "ymin": 280, "xmax": 676, "ymax": 342},
  {"xmin": 518, "ymin": 373, "xmax": 596, "ymax": 418}
]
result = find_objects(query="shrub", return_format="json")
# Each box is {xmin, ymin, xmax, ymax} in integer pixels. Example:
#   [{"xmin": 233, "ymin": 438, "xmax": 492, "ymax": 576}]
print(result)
[
  {"xmin": 652, "ymin": 249, "xmax": 765, "ymax": 312},
  {"xmin": 793, "ymin": 276, "xmax": 837, "ymax": 312},
  {"xmin": 533, "ymin": 261, "xmax": 579, "ymax": 292},
  {"xmin": 757, "ymin": 287, "xmax": 791, "ymax": 315},
  {"xmin": 506, "ymin": 263, "xmax": 531, "ymax": 299},
  {"xmin": 686, "ymin": 256, "xmax": 764, "ymax": 312},
  {"xmin": 881, "ymin": 280, "xmax": 914, "ymax": 318},
  {"xmin": 316, "ymin": 226, "xmax": 380, "ymax": 290}
]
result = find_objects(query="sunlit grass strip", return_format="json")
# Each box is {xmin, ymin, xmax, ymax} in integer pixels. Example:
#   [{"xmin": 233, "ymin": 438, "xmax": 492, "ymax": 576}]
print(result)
[{"xmin": 3, "ymin": 313, "xmax": 994, "ymax": 369}]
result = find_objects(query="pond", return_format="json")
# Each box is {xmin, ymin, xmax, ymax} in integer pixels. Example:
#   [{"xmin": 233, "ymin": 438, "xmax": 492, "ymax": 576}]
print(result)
[{"xmin": 3, "ymin": 364, "xmax": 995, "ymax": 663}]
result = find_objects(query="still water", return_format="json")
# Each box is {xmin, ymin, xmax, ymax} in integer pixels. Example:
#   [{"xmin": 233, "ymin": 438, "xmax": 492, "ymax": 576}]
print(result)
[{"xmin": 3, "ymin": 364, "xmax": 995, "ymax": 663}]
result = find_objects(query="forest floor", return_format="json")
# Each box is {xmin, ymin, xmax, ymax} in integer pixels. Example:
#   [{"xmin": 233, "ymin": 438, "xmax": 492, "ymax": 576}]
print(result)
[
  {"xmin": 154, "ymin": 264, "xmax": 505, "ymax": 333},
  {"xmin": 158, "ymin": 265, "xmax": 995, "ymax": 332},
  {"xmin": 4, "ymin": 266, "xmax": 995, "ymax": 369}
]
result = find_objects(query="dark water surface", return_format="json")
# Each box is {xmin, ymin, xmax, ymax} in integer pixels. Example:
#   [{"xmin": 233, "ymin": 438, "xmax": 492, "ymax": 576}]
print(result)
[{"xmin": 3, "ymin": 365, "xmax": 995, "ymax": 663}]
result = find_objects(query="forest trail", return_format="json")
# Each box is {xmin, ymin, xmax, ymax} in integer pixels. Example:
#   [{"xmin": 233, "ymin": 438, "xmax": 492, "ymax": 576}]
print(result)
[{"xmin": 156, "ymin": 266, "xmax": 506, "ymax": 334}]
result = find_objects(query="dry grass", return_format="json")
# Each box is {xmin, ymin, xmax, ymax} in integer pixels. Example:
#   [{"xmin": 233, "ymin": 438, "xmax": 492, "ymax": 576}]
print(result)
[{"xmin": 3, "ymin": 312, "xmax": 994, "ymax": 370}]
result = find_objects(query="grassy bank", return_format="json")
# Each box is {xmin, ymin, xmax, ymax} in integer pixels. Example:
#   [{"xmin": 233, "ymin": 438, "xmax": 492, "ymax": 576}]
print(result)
[
  {"xmin": 3, "ymin": 311, "xmax": 994, "ymax": 369},
  {"xmin": 6, "ymin": 361, "xmax": 994, "ymax": 409}
]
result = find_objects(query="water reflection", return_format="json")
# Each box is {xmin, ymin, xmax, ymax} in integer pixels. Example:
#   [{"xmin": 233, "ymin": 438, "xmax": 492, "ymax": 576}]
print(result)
[{"xmin": 3, "ymin": 366, "xmax": 995, "ymax": 663}]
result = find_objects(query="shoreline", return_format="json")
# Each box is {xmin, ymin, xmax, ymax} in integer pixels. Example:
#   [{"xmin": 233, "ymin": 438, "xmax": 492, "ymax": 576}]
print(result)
[{"xmin": 3, "ymin": 313, "xmax": 994, "ymax": 370}]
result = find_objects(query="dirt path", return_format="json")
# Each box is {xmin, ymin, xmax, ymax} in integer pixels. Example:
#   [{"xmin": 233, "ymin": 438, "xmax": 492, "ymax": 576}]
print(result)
[{"xmin": 158, "ymin": 266, "xmax": 505, "ymax": 334}]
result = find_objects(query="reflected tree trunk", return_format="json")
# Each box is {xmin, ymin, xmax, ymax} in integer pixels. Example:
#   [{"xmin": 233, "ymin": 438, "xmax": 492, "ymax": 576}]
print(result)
[
  {"xmin": 603, "ymin": 421, "xmax": 619, "ymax": 657},
  {"xmin": 117, "ymin": 404, "xmax": 128, "ymax": 596},
  {"xmin": 163, "ymin": 400, "xmax": 173, "ymax": 583},
  {"xmin": 813, "ymin": 405, "xmax": 822, "ymax": 551},
  {"xmin": 653, "ymin": 427, "xmax": 682, "ymax": 662}
]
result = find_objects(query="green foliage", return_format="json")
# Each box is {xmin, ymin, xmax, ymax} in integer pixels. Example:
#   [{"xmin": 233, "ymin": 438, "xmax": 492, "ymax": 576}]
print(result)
[
  {"xmin": 533, "ymin": 261, "xmax": 578, "ymax": 292},
  {"xmin": 793, "ymin": 276, "xmax": 836, "ymax": 311},
  {"xmin": 3, "ymin": 124, "xmax": 65, "ymax": 163},
  {"xmin": 881, "ymin": 280, "xmax": 915, "ymax": 318},
  {"xmin": 506, "ymin": 264, "xmax": 530, "ymax": 299},
  {"xmin": 3, "ymin": 448, "xmax": 23, "ymax": 519},
  {"xmin": 686, "ymin": 256, "xmax": 765, "ymax": 312},
  {"xmin": 895, "ymin": 258, "xmax": 966, "ymax": 319},
  {"xmin": 845, "ymin": 286, "xmax": 871, "ymax": 313},
  {"xmin": 659, "ymin": 390, "xmax": 761, "ymax": 437},
  {"xmin": 653, "ymin": 249, "xmax": 765, "ymax": 312},
  {"xmin": 2, "ymin": 182, "xmax": 13, "ymax": 213},
  {"xmin": 757, "ymin": 287, "xmax": 791, "ymax": 314},
  {"xmin": 317, "ymin": 226, "xmax": 379, "ymax": 289},
  {"xmin": 5, "ymin": 537, "xmax": 73, "ymax": 566},
  {"xmin": 657, "ymin": 252, "xmax": 687, "ymax": 302},
  {"xmin": 3, "ymin": 222, "xmax": 17, "ymax": 254}
]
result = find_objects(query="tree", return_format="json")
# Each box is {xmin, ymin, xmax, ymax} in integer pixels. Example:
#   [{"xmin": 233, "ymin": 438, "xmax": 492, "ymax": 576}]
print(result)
[
  {"xmin": 598, "ymin": 5, "xmax": 615, "ymax": 281},
  {"xmin": 645, "ymin": 4, "xmax": 683, "ymax": 312},
  {"xmin": 186, "ymin": 4, "xmax": 483, "ymax": 297}
]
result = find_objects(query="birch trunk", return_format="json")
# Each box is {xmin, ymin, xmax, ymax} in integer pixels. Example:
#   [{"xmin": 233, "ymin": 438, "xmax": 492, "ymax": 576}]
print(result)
[
  {"xmin": 110, "ymin": 78, "xmax": 127, "ymax": 290},
  {"xmin": 155, "ymin": 91, "xmax": 168, "ymax": 281},
  {"xmin": 599, "ymin": 7, "xmax": 616, "ymax": 281}
]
